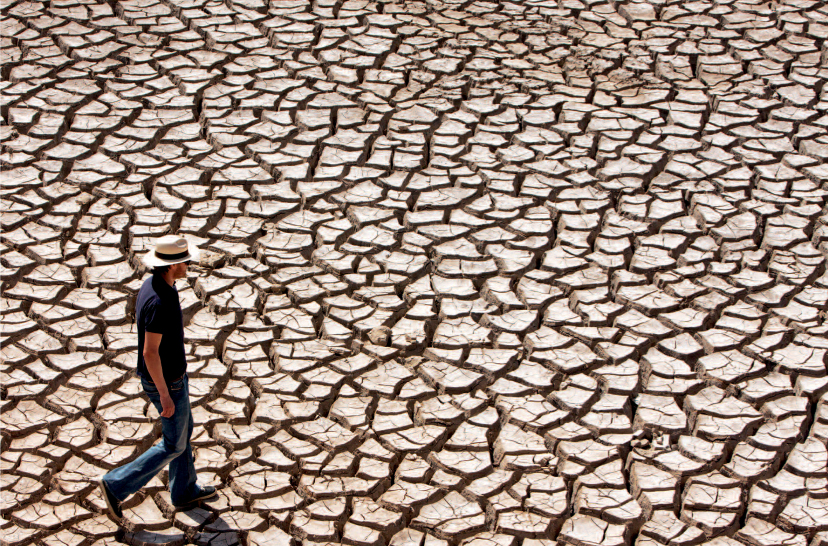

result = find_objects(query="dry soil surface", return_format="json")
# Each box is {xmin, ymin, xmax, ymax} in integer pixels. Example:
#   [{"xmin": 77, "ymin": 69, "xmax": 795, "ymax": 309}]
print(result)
[{"xmin": 2, "ymin": 0, "xmax": 828, "ymax": 545}]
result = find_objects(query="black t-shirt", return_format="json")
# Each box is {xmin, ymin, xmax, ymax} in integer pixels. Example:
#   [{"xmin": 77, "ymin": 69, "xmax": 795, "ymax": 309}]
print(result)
[{"xmin": 136, "ymin": 274, "xmax": 186, "ymax": 385}]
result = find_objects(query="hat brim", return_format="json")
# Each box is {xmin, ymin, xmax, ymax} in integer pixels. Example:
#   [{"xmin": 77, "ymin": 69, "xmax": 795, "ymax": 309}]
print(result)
[{"xmin": 142, "ymin": 246, "xmax": 201, "ymax": 268}]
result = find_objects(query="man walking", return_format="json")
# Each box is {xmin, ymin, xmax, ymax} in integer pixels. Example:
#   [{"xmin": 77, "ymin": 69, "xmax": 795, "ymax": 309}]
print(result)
[{"xmin": 98, "ymin": 235, "xmax": 215, "ymax": 520}]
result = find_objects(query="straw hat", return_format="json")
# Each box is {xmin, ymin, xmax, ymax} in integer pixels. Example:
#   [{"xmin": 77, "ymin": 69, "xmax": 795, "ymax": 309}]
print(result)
[{"xmin": 142, "ymin": 235, "xmax": 200, "ymax": 268}]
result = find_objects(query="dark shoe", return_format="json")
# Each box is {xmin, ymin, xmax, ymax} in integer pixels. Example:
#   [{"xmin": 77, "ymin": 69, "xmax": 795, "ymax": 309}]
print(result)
[
  {"xmin": 173, "ymin": 485, "xmax": 217, "ymax": 508},
  {"xmin": 98, "ymin": 477, "xmax": 122, "ymax": 520}
]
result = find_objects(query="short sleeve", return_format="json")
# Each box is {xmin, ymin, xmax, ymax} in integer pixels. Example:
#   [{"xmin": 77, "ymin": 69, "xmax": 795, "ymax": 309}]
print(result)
[{"xmin": 143, "ymin": 299, "xmax": 168, "ymax": 334}]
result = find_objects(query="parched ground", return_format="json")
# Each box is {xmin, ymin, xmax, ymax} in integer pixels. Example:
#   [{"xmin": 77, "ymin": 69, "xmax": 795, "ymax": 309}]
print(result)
[{"xmin": 2, "ymin": 0, "xmax": 828, "ymax": 545}]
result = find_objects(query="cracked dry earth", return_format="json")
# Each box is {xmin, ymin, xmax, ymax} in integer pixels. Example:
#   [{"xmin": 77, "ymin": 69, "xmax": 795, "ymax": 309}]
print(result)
[{"xmin": 5, "ymin": 0, "xmax": 828, "ymax": 545}]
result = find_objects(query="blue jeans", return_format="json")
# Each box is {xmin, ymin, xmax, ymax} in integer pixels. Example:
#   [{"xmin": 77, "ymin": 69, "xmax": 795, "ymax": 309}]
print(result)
[{"xmin": 102, "ymin": 374, "xmax": 196, "ymax": 505}]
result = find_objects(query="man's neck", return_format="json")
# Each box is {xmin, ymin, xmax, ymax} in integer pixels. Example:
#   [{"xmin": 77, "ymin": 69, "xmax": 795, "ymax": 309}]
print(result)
[{"xmin": 162, "ymin": 270, "xmax": 176, "ymax": 286}]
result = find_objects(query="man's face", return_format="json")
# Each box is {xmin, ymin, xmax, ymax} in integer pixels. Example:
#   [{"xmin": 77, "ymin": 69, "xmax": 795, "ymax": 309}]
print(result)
[{"xmin": 172, "ymin": 261, "xmax": 188, "ymax": 280}]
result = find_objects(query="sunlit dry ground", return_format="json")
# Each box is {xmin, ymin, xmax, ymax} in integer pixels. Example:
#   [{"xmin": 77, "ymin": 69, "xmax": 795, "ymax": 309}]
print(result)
[{"xmin": 2, "ymin": 0, "xmax": 828, "ymax": 544}]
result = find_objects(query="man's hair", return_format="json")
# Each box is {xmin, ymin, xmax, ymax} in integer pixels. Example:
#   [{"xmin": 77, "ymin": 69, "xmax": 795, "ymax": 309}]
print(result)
[{"xmin": 153, "ymin": 265, "xmax": 171, "ymax": 276}]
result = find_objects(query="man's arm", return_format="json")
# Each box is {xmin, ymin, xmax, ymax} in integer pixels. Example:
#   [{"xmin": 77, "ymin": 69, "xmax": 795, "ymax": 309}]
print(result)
[{"xmin": 144, "ymin": 332, "xmax": 175, "ymax": 418}]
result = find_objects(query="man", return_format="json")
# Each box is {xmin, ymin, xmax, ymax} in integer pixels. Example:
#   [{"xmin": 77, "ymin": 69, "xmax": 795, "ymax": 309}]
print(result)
[{"xmin": 98, "ymin": 235, "xmax": 215, "ymax": 520}]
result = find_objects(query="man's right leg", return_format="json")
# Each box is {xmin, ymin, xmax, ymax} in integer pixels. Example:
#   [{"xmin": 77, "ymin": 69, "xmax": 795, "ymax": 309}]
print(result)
[
  {"xmin": 102, "ymin": 378, "xmax": 190, "ymax": 504},
  {"xmin": 168, "ymin": 375, "xmax": 197, "ymax": 506}
]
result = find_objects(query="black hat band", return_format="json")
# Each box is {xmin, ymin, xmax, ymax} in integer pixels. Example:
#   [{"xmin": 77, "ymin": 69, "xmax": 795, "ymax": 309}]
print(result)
[{"xmin": 155, "ymin": 249, "xmax": 190, "ymax": 260}]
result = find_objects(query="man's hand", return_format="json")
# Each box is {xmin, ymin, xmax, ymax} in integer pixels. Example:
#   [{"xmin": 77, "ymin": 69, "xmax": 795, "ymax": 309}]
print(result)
[
  {"xmin": 144, "ymin": 331, "xmax": 175, "ymax": 419},
  {"xmin": 160, "ymin": 393, "xmax": 175, "ymax": 418}
]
